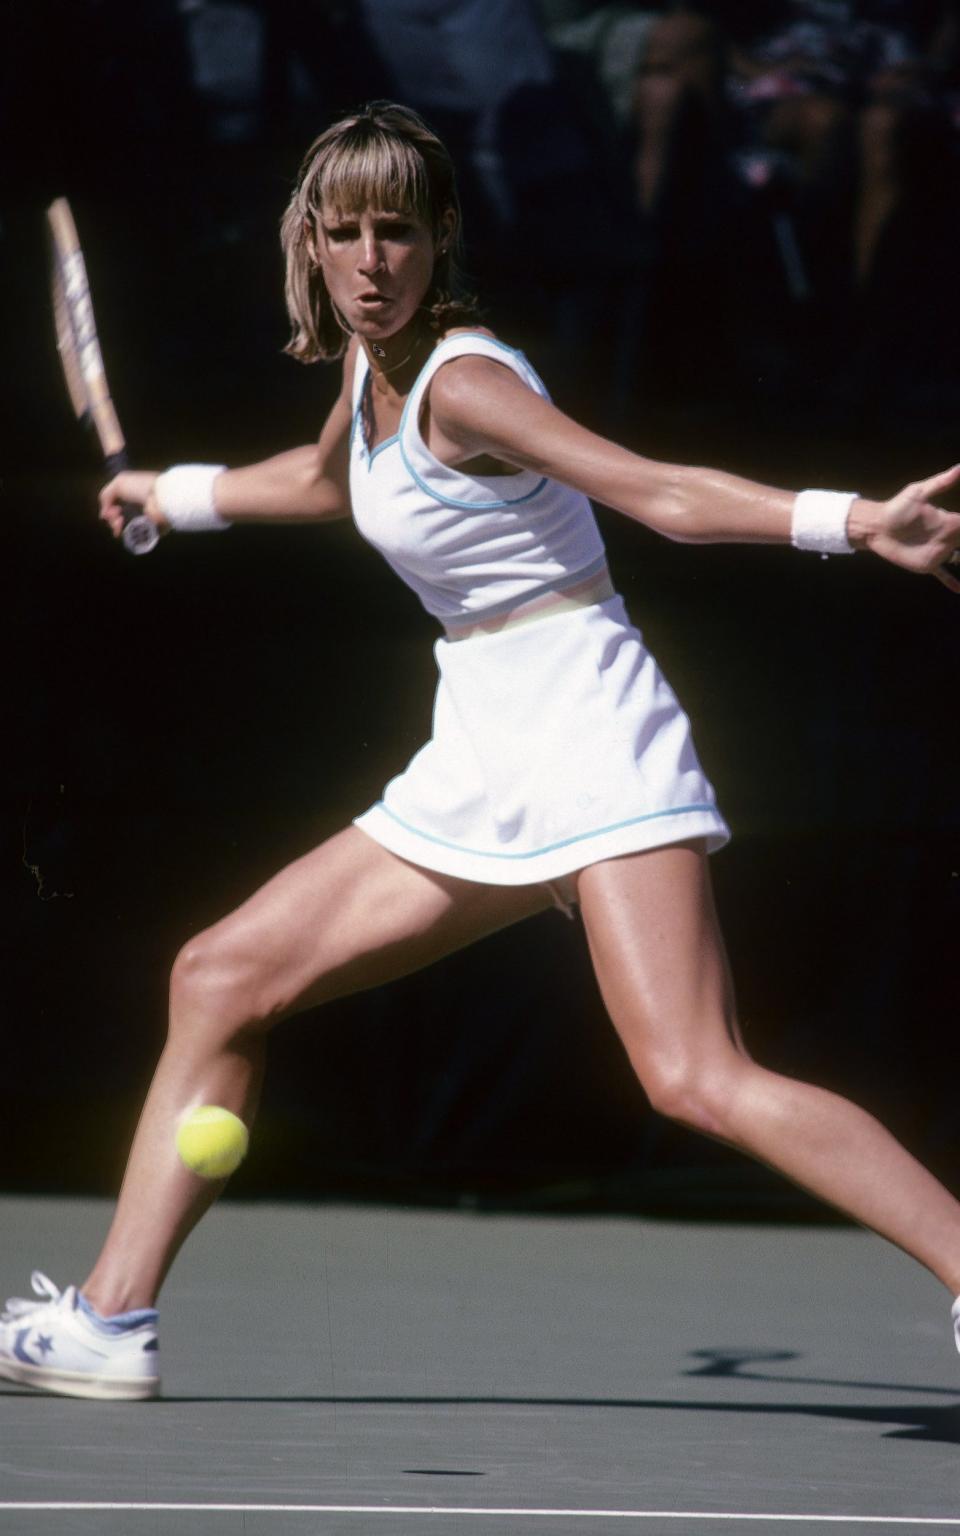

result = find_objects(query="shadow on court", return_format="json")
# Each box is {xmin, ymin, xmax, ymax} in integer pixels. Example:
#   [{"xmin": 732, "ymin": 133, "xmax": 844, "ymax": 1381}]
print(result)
[{"xmin": 141, "ymin": 1387, "xmax": 960, "ymax": 1445}]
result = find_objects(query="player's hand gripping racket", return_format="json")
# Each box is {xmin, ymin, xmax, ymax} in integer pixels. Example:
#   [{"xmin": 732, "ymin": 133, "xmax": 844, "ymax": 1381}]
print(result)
[{"xmin": 46, "ymin": 197, "xmax": 159, "ymax": 556}]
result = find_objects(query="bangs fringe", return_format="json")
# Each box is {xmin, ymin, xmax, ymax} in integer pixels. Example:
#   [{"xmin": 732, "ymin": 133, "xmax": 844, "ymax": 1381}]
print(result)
[{"xmin": 316, "ymin": 134, "xmax": 433, "ymax": 227}]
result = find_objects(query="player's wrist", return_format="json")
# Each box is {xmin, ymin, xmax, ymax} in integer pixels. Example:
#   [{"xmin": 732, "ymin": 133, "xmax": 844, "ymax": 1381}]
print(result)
[
  {"xmin": 843, "ymin": 497, "xmax": 884, "ymax": 552},
  {"xmin": 791, "ymin": 490, "xmax": 857, "ymax": 555},
  {"xmin": 154, "ymin": 464, "xmax": 229, "ymax": 533}
]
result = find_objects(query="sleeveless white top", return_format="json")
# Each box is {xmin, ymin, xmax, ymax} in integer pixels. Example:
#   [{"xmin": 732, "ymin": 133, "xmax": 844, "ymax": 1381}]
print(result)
[
  {"xmin": 349, "ymin": 329, "xmax": 730, "ymax": 886},
  {"xmin": 348, "ymin": 332, "xmax": 608, "ymax": 623}
]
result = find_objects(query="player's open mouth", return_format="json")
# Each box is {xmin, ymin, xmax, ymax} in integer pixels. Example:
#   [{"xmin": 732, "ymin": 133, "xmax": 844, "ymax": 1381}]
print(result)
[{"xmin": 357, "ymin": 293, "xmax": 391, "ymax": 310}]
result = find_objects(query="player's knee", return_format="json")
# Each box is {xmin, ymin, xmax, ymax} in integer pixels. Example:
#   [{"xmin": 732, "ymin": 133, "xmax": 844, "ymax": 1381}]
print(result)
[
  {"xmin": 637, "ymin": 1043, "xmax": 737, "ymax": 1138},
  {"xmin": 169, "ymin": 925, "xmax": 265, "ymax": 1038}
]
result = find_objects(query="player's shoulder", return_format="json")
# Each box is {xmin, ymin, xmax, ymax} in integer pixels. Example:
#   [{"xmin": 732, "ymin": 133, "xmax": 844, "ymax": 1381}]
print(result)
[
  {"xmin": 434, "ymin": 324, "xmax": 512, "ymax": 361},
  {"xmin": 428, "ymin": 328, "xmax": 529, "ymax": 413},
  {"xmin": 439, "ymin": 324, "xmax": 498, "ymax": 343}
]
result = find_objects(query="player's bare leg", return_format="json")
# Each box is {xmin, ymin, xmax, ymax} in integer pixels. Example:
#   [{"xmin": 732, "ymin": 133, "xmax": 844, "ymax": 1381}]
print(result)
[
  {"xmin": 81, "ymin": 828, "xmax": 550, "ymax": 1314},
  {"xmin": 578, "ymin": 842, "xmax": 960, "ymax": 1294}
]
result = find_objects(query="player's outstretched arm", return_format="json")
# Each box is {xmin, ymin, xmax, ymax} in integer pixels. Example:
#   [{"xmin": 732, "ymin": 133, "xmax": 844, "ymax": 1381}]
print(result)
[
  {"xmin": 99, "ymin": 443, "xmax": 349, "ymax": 539},
  {"xmin": 428, "ymin": 357, "xmax": 960, "ymax": 590},
  {"xmin": 98, "ymin": 343, "xmax": 356, "ymax": 540}
]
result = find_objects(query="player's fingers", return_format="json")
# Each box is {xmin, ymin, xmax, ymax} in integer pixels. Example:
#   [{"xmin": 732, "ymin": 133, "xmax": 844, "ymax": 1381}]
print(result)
[
  {"xmin": 934, "ymin": 554, "xmax": 960, "ymax": 593},
  {"xmin": 938, "ymin": 545, "xmax": 960, "ymax": 580},
  {"xmin": 97, "ymin": 487, "xmax": 125, "ymax": 536},
  {"xmin": 100, "ymin": 513, "xmax": 125, "ymax": 539},
  {"xmin": 98, "ymin": 469, "xmax": 158, "ymax": 510},
  {"xmin": 98, "ymin": 475, "xmax": 121, "ymax": 512},
  {"xmin": 919, "ymin": 462, "xmax": 960, "ymax": 501}
]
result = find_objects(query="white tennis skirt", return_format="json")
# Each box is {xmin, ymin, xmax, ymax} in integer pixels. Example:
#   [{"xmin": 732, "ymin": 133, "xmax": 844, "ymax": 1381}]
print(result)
[{"xmin": 354, "ymin": 594, "xmax": 729, "ymax": 886}]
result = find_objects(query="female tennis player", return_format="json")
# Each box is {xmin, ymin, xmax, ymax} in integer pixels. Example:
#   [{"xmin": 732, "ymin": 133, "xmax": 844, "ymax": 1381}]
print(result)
[{"xmin": 4, "ymin": 102, "xmax": 960, "ymax": 1400}]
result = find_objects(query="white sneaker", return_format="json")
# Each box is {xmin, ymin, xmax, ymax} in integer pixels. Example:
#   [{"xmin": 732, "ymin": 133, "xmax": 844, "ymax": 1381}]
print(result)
[
  {"xmin": 952, "ymin": 1295, "xmax": 960, "ymax": 1356},
  {"xmin": 0, "ymin": 1272, "xmax": 159, "ymax": 1400}
]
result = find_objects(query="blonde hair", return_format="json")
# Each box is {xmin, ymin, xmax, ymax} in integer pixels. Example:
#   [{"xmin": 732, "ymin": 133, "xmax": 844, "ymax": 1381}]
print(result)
[{"xmin": 281, "ymin": 101, "xmax": 479, "ymax": 364}]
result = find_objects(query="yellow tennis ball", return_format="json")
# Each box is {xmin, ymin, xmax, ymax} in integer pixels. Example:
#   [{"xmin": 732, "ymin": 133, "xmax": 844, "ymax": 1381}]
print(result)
[{"xmin": 175, "ymin": 1106, "xmax": 249, "ymax": 1180}]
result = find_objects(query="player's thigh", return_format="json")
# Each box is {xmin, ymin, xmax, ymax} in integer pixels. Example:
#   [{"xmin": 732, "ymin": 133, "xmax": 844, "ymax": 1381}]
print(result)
[
  {"xmin": 181, "ymin": 824, "xmax": 552, "ymax": 1022},
  {"xmin": 575, "ymin": 840, "xmax": 741, "ymax": 1077}
]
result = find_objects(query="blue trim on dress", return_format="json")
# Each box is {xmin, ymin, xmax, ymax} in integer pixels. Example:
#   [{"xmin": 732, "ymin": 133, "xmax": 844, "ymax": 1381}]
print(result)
[
  {"xmin": 397, "ymin": 333, "xmax": 550, "ymax": 510},
  {"xmin": 370, "ymin": 801, "xmax": 721, "ymax": 861},
  {"xmin": 427, "ymin": 330, "xmax": 548, "ymax": 383},
  {"xmin": 368, "ymin": 434, "xmax": 398, "ymax": 464},
  {"xmin": 352, "ymin": 366, "xmax": 400, "ymax": 468},
  {"xmin": 399, "ymin": 440, "xmax": 548, "ymax": 510}
]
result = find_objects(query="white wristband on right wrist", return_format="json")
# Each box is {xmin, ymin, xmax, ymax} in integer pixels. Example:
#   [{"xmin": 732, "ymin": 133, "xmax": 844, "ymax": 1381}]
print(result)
[
  {"xmin": 154, "ymin": 464, "xmax": 229, "ymax": 533},
  {"xmin": 791, "ymin": 489, "xmax": 857, "ymax": 555}
]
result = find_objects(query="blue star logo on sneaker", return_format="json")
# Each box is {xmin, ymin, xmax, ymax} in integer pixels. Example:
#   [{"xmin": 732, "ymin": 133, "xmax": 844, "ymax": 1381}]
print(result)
[
  {"xmin": 13, "ymin": 1328, "xmax": 37, "ymax": 1365},
  {"xmin": 0, "ymin": 1272, "xmax": 159, "ymax": 1400}
]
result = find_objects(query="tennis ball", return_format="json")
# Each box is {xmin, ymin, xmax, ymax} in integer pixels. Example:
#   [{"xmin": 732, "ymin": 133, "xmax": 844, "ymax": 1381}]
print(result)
[{"xmin": 175, "ymin": 1105, "xmax": 249, "ymax": 1180}]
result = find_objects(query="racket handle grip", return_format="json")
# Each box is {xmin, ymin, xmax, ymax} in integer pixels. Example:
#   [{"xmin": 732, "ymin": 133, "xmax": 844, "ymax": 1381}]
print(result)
[
  {"xmin": 121, "ymin": 508, "xmax": 160, "ymax": 556},
  {"xmin": 105, "ymin": 451, "xmax": 160, "ymax": 557}
]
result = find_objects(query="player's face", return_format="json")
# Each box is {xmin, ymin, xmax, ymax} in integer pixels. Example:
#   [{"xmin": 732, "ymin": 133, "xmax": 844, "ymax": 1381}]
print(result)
[{"xmin": 316, "ymin": 205, "xmax": 445, "ymax": 343}]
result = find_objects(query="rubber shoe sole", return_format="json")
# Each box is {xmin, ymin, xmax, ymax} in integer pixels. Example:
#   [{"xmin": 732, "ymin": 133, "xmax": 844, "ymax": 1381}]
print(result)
[{"xmin": 0, "ymin": 1356, "xmax": 160, "ymax": 1400}]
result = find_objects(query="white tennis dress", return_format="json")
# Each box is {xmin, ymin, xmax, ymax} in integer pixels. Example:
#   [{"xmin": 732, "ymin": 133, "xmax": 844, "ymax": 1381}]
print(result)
[{"xmin": 351, "ymin": 332, "xmax": 729, "ymax": 885}]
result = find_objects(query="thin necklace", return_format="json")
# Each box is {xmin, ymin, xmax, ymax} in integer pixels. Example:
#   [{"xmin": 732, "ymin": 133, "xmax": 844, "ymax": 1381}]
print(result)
[{"xmin": 369, "ymin": 335, "xmax": 423, "ymax": 376}]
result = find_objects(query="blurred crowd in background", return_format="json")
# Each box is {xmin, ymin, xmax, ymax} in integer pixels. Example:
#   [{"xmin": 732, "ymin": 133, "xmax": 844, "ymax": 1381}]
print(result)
[
  {"xmin": 4, "ymin": 0, "xmax": 960, "ymax": 458},
  {"xmin": 551, "ymin": 0, "xmax": 960, "ymax": 427}
]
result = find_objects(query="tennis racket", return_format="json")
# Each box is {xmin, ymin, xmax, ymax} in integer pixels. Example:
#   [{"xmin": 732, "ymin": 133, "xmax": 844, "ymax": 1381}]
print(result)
[{"xmin": 46, "ymin": 197, "xmax": 158, "ymax": 556}]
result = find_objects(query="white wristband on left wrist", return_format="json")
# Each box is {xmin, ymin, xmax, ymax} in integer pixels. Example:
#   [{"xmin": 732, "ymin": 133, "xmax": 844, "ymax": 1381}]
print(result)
[
  {"xmin": 791, "ymin": 489, "xmax": 857, "ymax": 555},
  {"xmin": 154, "ymin": 464, "xmax": 229, "ymax": 533}
]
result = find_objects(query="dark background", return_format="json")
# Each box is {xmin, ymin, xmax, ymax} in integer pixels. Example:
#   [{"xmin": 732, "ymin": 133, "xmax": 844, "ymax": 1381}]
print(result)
[{"xmin": 3, "ymin": 0, "xmax": 959, "ymax": 1215}]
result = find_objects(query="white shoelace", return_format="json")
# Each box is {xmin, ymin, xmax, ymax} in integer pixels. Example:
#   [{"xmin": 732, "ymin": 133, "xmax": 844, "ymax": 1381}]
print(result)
[{"xmin": 1, "ymin": 1271, "xmax": 67, "ymax": 1322}]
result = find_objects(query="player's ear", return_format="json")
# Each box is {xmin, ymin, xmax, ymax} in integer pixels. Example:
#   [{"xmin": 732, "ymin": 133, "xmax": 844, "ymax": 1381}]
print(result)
[
  {"xmin": 304, "ymin": 220, "xmax": 320, "ymax": 267},
  {"xmin": 436, "ymin": 207, "xmax": 457, "ymax": 256}
]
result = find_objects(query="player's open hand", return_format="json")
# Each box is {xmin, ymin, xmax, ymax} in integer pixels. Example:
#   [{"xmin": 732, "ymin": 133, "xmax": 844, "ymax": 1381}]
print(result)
[
  {"xmin": 98, "ymin": 470, "xmax": 168, "ymax": 540},
  {"xmin": 855, "ymin": 464, "xmax": 960, "ymax": 592}
]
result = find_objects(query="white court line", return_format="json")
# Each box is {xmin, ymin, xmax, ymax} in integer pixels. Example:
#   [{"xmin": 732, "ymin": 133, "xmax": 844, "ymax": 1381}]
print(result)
[{"xmin": 2, "ymin": 1507, "xmax": 960, "ymax": 1525}]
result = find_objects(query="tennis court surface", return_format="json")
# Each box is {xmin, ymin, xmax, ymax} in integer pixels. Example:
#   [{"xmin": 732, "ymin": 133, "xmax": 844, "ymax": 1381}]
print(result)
[{"xmin": 2, "ymin": 1196, "xmax": 959, "ymax": 1535}]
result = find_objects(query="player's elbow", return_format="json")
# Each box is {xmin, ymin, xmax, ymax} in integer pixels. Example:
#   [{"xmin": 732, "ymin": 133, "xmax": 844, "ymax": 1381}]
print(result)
[
  {"xmin": 302, "ymin": 456, "xmax": 347, "ymax": 521},
  {"xmin": 629, "ymin": 467, "xmax": 708, "ymax": 543}
]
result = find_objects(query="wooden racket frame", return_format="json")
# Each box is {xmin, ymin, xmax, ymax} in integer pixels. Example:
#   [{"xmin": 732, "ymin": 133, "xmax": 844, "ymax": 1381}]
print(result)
[{"xmin": 47, "ymin": 196, "xmax": 126, "ymax": 466}]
